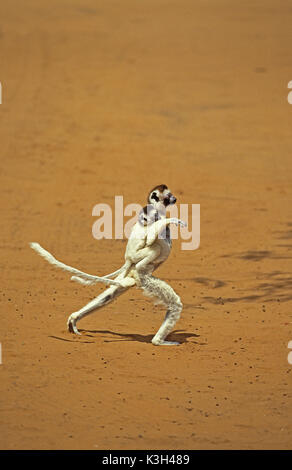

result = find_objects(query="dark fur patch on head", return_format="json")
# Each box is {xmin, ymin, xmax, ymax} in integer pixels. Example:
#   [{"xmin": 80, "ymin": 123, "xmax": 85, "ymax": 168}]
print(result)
[
  {"xmin": 148, "ymin": 184, "xmax": 168, "ymax": 202},
  {"xmin": 151, "ymin": 191, "xmax": 159, "ymax": 202},
  {"xmin": 163, "ymin": 196, "xmax": 170, "ymax": 206},
  {"xmin": 150, "ymin": 184, "xmax": 168, "ymax": 193},
  {"xmin": 138, "ymin": 204, "xmax": 159, "ymax": 226}
]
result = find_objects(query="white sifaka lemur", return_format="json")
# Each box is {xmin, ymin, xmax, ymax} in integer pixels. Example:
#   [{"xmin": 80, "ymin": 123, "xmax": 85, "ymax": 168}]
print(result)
[{"xmin": 30, "ymin": 184, "xmax": 186, "ymax": 345}]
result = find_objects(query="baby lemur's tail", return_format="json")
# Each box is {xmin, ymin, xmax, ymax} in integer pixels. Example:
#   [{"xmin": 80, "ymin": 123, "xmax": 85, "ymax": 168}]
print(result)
[{"xmin": 30, "ymin": 242, "xmax": 128, "ymax": 287}]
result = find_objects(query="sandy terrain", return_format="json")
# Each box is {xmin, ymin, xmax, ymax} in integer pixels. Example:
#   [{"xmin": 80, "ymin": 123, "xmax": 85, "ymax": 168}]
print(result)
[{"xmin": 0, "ymin": 0, "xmax": 292, "ymax": 450}]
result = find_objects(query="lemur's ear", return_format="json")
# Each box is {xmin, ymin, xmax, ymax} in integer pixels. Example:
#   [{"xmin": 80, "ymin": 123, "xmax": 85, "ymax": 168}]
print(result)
[{"xmin": 151, "ymin": 192, "xmax": 159, "ymax": 202}]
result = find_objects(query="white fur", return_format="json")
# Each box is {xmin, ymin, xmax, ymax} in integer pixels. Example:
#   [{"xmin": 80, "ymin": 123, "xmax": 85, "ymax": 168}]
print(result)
[
  {"xmin": 30, "ymin": 242, "xmax": 122, "ymax": 287},
  {"xmin": 30, "ymin": 186, "xmax": 186, "ymax": 346}
]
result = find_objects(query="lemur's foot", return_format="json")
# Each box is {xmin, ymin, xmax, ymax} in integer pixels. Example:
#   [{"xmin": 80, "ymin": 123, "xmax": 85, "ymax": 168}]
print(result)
[
  {"xmin": 67, "ymin": 315, "xmax": 81, "ymax": 335},
  {"xmin": 152, "ymin": 338, "xmax": 180, "ymax": 346},
  {"xmin": 119, "ymin": 277, "xmax": 136, "ymax": 288}
]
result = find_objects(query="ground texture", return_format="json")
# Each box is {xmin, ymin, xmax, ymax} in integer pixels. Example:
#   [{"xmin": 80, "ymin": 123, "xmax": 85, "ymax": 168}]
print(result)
[{"xmin": 0, "ymin": 0, "xmax": 292, "ymax": 449}]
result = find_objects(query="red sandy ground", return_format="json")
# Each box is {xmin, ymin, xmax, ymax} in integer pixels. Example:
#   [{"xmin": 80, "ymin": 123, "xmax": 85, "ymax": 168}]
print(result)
[{"xmin": 0, "ymin": 0, "xmax": 292, "ymax": 450}]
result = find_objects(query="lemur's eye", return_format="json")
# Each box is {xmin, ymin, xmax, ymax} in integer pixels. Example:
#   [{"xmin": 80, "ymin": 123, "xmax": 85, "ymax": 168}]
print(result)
[{"xmin": 151, "ymin": 192, "xmax": 159, "ymax": 202}]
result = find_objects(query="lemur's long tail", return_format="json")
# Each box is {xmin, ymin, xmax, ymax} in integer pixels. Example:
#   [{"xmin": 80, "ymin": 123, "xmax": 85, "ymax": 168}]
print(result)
[
  {"xmin": 30, "ymin": 242, "xmax": 125, "ymax": 287},
  {"xmin": 70, "ymin": 260, "xmax": 131, "ymax": 285}
]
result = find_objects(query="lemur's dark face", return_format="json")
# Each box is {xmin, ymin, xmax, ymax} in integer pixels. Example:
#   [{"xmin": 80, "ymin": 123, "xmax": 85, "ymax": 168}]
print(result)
[{"xmin": 148, "ymin": 184, "xmax": 177, "ymax": 207}]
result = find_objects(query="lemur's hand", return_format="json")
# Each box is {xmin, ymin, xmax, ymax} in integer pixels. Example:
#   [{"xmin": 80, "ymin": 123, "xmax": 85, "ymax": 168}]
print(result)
[
  {"xmin": 178, "ymin": 219, "xmax": 187, "ymax": 228},
  {"xmin": 170, "ymin": 218, "xmax": 187, "ymax": 228}
]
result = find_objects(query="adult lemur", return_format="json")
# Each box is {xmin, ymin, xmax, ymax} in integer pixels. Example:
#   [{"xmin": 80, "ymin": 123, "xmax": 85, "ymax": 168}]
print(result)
[{"xmin": 30, "ymin": 184, "xmax": 186, "ymax": 345}]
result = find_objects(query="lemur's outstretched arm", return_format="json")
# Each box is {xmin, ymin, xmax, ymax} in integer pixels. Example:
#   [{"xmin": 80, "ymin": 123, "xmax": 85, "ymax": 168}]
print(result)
[{"xmin": 146, "ymin": 218, "xmax": 186, "ymax": 246}]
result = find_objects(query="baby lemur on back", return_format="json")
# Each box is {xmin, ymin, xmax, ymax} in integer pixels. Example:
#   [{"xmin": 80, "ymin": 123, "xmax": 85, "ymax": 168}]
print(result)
[{"xmin": 30, "ymin": 184, "xmax": 186, "ymax": 345}]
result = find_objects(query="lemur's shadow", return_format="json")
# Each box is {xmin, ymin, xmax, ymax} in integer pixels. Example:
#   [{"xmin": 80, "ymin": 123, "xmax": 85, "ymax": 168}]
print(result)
[{"xmin": 79, "ymin": 329, "xmax": 204, "ymax": 345}]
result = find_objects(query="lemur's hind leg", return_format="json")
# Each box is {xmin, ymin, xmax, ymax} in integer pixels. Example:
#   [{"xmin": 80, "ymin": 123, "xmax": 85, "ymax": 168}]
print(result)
[
  {"xmin": 134, "ymin": 244, "xmax": 160, "ymax": 275},
  {"xmin": 67, "ymin": 283, "xmax": 129, "ymax": 335},
  {"xmin": 140, "ymin": 275, "xmax": 183, "ymax": 345}
]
